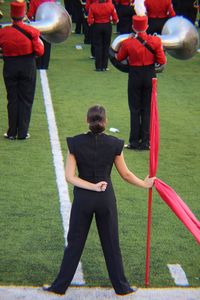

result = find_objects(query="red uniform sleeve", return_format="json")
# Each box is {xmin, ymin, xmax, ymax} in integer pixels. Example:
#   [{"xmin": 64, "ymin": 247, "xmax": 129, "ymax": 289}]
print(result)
[
  {"xmin": 27, "ymin": 0, "xmax": 39, "ymax": 19},
  {"xmin": 111, "ymin": 6, "xmax": 119, "ymax": 24},
  {"xmin": 116, "ymin": 40, "xmax": 129, "ymax": 61},
  {"xmin": 167, "ymin": 1, "xmax": 176, "ymax": 17},
  {"xmin": 153, "ymin": 36, "xmax": 166, "ymax": 65},
  {"xmin": 86, "ymin": 0, "xmax": 97, "ymax": 12},
  {"xmin": 21, "ymin": 23, "xmax": 44, "ymax": 56},
  {"xmin": 32, "ymin": 36, "xmax": 44, "ymax": 56}
]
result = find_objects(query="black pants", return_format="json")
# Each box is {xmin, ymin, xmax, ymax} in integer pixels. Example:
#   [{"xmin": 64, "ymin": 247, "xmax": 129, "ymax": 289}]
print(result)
[
  {"xmin": 74, "ymin": 2, "xmax": 84, "ymax": 34},
  {"xmin": 3, "ymin": 55, "xmax": 36, "ymax": 138},
  {"xmin": 50, "ymin": 184, "xmax": 131, "ymax": 294},
  {"xmin": 147, "ymin": 17, "xmax": 168, "ymax": 35},
  {"xmin": 128, "ymin": 65, "xmax": 156, "ymax": 147},
  {"xmin": 93, "ymin": 22, "xmax": 112, "ymax": 70},
  {"xmin": 117, "ymin": 4, "xmax": 134, "ymax": 34},
  {"xmin": 89, "ymin": 25, "xmax": 95, "ymax": 57},
  {"xmin": 177, "ymin": 7, "xmax": 197, "ymax": 24}
]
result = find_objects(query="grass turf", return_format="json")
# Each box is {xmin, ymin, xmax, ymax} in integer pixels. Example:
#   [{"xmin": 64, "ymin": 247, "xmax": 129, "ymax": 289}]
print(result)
[{"xmin": 0, "ymin": 1, "xmax": 200, "ymax": 288}]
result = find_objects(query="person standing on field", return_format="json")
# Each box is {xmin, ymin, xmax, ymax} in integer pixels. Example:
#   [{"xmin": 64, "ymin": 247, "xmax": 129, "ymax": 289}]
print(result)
[
  {"xmin": 43, "ymin": 104, "xmax": 155, "ymax": 296},
  {"xmin": 87, "ymin": 0, "xmax": 119, "ymax": 71},
  {"xmin": 0, "ymin": 1, "xmax": 44, "ymax": 140},
  {"xmin": 115, "ymin": 12, "xmax": 166, "ymax": 150}
]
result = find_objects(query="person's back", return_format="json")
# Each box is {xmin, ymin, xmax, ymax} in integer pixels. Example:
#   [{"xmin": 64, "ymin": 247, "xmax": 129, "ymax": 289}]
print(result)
[
  {"xmin": 88, "ymin": 0, "xmax": 118, "ymax": 24},
  {"xmin": 145, "ymin": 0, "xmax": 176, "ymax": 34},
  {"xmin": 116, "ymin": 14, "xmax": 166, "ymax": 150},
  {"xmin": 145, "ymin": 0, "xmax": 175, "ymax": 18},
  {"xmin": 87, "ymin": 0, "xmax": 118, "ymax": 71},
  {"xmin": 117, "ymin": 33, "xmax": 166, "ymax": 66},
  {"xmin": 0, "ymin": 1, "xmax": 44, "ymax": 140},
  {"xmin": 67, "ymin": 132, "xmax": 123, "ymax": 182},
  {"xmin": 117, "ymin": 0, "xmax": 135, "ymax": 33}
]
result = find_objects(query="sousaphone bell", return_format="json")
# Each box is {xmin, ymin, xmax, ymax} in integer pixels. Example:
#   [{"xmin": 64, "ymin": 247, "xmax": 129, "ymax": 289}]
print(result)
[{"xmin": 0, "ymin": 2, "xmax": 72, "ymax": 44}]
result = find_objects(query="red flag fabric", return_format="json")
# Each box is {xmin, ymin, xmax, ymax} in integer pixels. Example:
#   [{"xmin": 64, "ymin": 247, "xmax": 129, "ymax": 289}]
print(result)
[
  {"xmin": 154, "ymin": 179, "xmax": 200, "ymax": 244},
  {"xmin": 148, "ymin": 79, "xmax": 200, "ymax": 244},
  {"xmin": 145, "ymin": 78, "xmax": 158, "ymax": 286},
  {"xmin": 145, "ymin": 77, "xmax": 200, "ymax": 286},
  {"xmin": 149, "ymin": 78, "xmax": 159, "ymax": 177}
]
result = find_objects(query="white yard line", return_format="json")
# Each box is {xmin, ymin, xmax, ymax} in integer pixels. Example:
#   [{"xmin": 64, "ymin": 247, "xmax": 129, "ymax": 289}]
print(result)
[
  {"xmin": 167, "ymin": 264, "xmax": 189, "ymax": 287},
  {"xmin": 39, "ymin": 70, "xmax": 85, "ymax": 285},
  {"xmin": 1, "ymin": 286, "xmax": 200, "ymax": 300}
]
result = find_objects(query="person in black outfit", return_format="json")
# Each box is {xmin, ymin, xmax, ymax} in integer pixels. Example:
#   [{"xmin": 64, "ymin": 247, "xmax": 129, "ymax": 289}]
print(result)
[
  {"xmin": 43, "ymin": 105, "xmax": 155, "ymax": 296},
  {"xmin": 117, "ymin": 0, "xmax": 135, "ymax": 34},
  {"xmin": 64, "ymin": 0, "xmax": 73, "ymax": 15},
  {"xmin": 74, "ymin": 0, "xmax": 84, "ymax": 34}
]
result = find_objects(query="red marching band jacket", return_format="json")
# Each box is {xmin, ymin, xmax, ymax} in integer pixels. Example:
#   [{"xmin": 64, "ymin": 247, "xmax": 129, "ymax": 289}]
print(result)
[
  {"xmin": 0, "ymin": 20, "xmax": 44, "ymax": 57},
  {"xmin": 116, "ymin": 32, "xmax": 166, "ymax": 66},
  {"xmin": 87, "ymin": 1, "xmax": 119, "ymax": 25},
  {"xmin": 144, "ymin": 0, "xmax": 176, "ymax": 19}
]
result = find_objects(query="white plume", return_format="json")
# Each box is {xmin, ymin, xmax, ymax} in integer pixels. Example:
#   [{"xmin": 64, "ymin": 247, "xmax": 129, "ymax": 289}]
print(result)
[{"xmin": 134, "ymin": 0, "xmax": 146, "ymax": 16}]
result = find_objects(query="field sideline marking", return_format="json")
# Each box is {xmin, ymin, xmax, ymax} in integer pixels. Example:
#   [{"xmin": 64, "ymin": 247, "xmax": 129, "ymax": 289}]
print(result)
[
  {"xmin": 167, "ymin": 264, "xmax": 189, "ymax": 286},
  {"xmin": 39, "ymin": 70, "xmax": 85, "ymax": 285}
]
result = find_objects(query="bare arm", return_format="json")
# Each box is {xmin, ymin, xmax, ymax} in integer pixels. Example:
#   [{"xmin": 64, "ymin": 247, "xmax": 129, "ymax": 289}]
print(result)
[
  {"xmin": 114, "ymin": 152, "xmax": 155, "ymax": 188},
  {"xmin": 65, "ymin": 152, "xmax": 107, "ymax": 192}
]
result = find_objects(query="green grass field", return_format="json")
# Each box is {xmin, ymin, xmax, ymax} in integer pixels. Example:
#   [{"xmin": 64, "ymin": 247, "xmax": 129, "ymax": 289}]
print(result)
[{"xmin": 0, "ymin": 1, "xmax": 200, "ymax": 289}]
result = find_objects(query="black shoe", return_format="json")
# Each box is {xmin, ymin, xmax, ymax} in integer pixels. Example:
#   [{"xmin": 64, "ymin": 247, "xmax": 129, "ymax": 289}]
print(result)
[
  {"xmin": 42, "ymin": 286, "xmax": 65, "ymax": 295},
  {"xmin": 116, "ymin": 287, "xmax": 137, "ymax": 295},
  {"xmin": 139, "ymin": 143, "xmax": 150, "ymax": 151},
  {"xmin": 4, "ymin": 133, "xmax": 16, "ymax": 140},
  {"xmin": 94, "ymin": 68, "xmax": 102, "ymax": 72},
  {"xmin": 124, "ymin": 143, "xmax": 139, "ymax": 150}
]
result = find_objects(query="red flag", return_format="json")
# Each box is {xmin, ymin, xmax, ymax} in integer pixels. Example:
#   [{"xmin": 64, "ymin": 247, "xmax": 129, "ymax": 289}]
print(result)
[
  {"xmin": 145, "ymin": 78, "xmax": 200, "ymax": 286},
  {"xmin": 145, "ymin": 78, "xmax": 158, "ymax": 286}
]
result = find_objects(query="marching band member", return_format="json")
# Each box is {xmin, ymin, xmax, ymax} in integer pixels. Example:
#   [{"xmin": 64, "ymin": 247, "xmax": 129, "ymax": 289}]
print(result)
[
  {"xmin": 145, "ymin": 0, "xmax": 176, "ymax": 34},
  {"xmin": 87, "ymin": 0, "xmax": 118, "ymax": 71},
  {"xmin": 115, "ymin": 0, "xmax": 135, "ymax": 34},
  {"xmin": 115, "ymin": 13, "xmax": 166, "ymax": 150},
  {"xmin": 0, "ymin": 1, "xmax": 44, "ymax": 140}
]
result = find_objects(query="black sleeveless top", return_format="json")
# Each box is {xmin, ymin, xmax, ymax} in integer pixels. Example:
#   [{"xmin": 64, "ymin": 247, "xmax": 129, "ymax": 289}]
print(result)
[{"xmin": 67, "ymin": 132, "xmax": 124, "ymax": 182}]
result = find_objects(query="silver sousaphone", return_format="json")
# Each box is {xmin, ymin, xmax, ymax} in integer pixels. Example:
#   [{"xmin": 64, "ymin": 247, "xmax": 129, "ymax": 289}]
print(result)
[
  {"xmin": 0, "ymin": 2, "xmax": 72, "ymax": 43},
  {"xmin": 109, "ymin": 16, "xmax": 200, "ymax": 73}
]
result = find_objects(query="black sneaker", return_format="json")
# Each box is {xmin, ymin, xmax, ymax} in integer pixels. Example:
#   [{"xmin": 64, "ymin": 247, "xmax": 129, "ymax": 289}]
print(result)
[
  {"xmin": 42, "ymin": 285, "xmax": 65, "ymax": 295},
  {"xmin": 139, "ymin": 143, "xmax": 150, "ymax": 150},
  {"xmin": 116, "ymin": 287, "xmax": 137, "ymax": 295}
]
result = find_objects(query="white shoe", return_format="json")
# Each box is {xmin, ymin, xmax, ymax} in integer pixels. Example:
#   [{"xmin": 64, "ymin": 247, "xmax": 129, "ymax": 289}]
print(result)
[
  {"xmin": 25, "ymin": 133, "xmax": 31, "ymax": 139},
  {"xmin": 17, "ymin": 133, "xmax": 30, "ymax": 140},
  {"xmin": 4, "ymin": 133, "xmax": 16, "ymax": 140}
]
